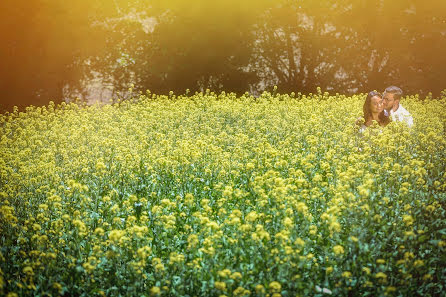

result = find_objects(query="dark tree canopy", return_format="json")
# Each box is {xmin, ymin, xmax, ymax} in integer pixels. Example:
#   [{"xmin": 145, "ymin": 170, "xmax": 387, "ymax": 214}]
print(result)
[
  {"xmin": 1, "ymin": 0, "xmax": 445, "ymax": 112},
  {"xmin": 0, "ymin": 0, "xmax": 113, "ymax": 111}
]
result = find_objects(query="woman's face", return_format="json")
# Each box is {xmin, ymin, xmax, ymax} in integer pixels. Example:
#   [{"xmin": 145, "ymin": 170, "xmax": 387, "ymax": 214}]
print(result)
[{"xmin": 370, "ymin": 95, "xmax": 383, "ymax": 113}]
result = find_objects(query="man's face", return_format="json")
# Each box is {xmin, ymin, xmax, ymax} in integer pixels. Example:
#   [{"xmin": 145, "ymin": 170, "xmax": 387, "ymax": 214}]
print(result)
[{"xmin": 383, "ymin": 92, "xmax": 397, "ymax": 111}]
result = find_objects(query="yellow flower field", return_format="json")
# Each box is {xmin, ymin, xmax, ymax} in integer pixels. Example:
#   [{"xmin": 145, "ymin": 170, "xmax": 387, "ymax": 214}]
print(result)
[{"xmin": 1, "ymin": 91, "xmax": 445, "ymax": 296}]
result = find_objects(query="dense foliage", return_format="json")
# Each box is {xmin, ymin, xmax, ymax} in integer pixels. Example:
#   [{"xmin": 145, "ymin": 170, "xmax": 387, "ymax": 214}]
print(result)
[{"xmin": 1, "ymin": 92, "xmax": 446, "ymax": 296}]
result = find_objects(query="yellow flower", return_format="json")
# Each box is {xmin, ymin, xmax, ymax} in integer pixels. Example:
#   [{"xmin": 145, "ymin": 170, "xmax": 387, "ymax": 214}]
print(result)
[
  {"xmin": 423, "ymin": 274, "xmax": 433, "ymax": 281},
  {"xmin": 309, "ymin": 225, "xmax": 317, "ymax": 235},
  {"xmin": 376, "ymin": 259, "xmax": 385, "ymax": 264},
  {"xmin": 169, "ymin": 252, "xmax": 185, "ymax": 264},
  {"xmin": 246, "ymin": 162, "xmax": 255, "ymax": 170},
  {"xmin": 333, "ymin": 245, "xmax": 344, "ymax": 255},
  {"xmin": 233, "ymin": 286, "xmax": 246, "ymax": 296},
  {"xmin": 240, "ymin": 224, "xmax": 252, "ymax": 232},
  {"xmin": 245, "ymin": 211, "xmax": 258, "ymax": 222},
  {"xmin": 214, "ymin": 281, "xmax": 227, "ymax": 291},
  {"xmin": 53, "ymin": 283, "xmax": 62, "ymax": 293},
  {"xmin": 82, "ymin": 262, "xmax": 95, "ymax": 273},
  {"xmin": 413, "ymin": 259, "xmax": 424, "ymax": 267},
  {"xmin": 295, "ymin": 237, "xmax": 305, "ymax": 246},
  {"xmin": 349, "ymin": 236, "xmax": 358, "ymax": 242},
  {"xmin": 255, "ymin": 284, "xmax": 265, "ymax": 294},
  {"xmin": 269, "ymin": 281, "xmax": 281, "ymax": 292},
  {"xmin": 22, "ymin": 266, "xmax": 34, "ymax": 275},
  {"xmin": 108, "ymin": 229, "xmax": 125, "ymax": 243},
  {"xmin": 155, "ymin": 263, "xmax": 165, "ymax": 272},
  {"xmin": 94, "ymin": 227, "xmax": 105, "ymax": 236},
  {"xmin": 375, "ymin": 272, "xmax": 387, "ymax": 279},
  {"xmin": 342, "ymin": 271, "xmax": 352, "ymax": 278},
  {"xmin": 149, "ymin": 286, "xmax": 161, "ymax": 296},
  {"xmin": 329, "ymin": 221, "xmax": 341, "ymax": 233},
  {"xmin": 404, "ymin": 231, "xmax": 415, "ymax": 237},
  {"xmin": 136, "ymin": 246, "xmax": 151, "ymax": 258},
  {"xmin": 283, "ymin": 217, "xmax": 293, "ymax": 228},
  {"xmin": 402, "ymin": 215, "xmax": 414, "ymax": 226},
  {"xmin": 218, "ymin": 269, "xmax": 232, "ymax": 278},
  {"xmin": 73, "ymin": 219, "xmax": 87, "ymax": 233}
]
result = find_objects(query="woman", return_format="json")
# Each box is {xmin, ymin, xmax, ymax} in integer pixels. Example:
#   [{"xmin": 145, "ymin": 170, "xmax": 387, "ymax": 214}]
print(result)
[{"xmin": 358, "ymin": 91, "xmax": 390, "ymax": 133}]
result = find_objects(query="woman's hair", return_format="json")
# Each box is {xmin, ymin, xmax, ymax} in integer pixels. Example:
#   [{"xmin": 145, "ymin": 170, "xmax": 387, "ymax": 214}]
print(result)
[{"xmin": 363, "ymin": 91, "xmax": 390, "ymax": 126}]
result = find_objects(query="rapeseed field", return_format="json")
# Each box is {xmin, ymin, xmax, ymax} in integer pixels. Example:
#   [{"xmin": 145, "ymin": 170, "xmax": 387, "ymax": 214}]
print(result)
[{"xmin": 1, "ymin": 91, "xmax": 445, "ymax": 296}]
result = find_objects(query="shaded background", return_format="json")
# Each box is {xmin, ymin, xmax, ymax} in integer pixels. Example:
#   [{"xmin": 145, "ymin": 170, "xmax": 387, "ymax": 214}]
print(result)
[{"xmin": 1, "ymin": 0, "xmax": 446, "ymax": 112}]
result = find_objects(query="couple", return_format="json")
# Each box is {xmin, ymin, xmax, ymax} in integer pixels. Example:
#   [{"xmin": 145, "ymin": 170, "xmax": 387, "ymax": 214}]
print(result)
[{"xmin": 359, "ymin": 86, "xmax": 413, "ymax": 133}]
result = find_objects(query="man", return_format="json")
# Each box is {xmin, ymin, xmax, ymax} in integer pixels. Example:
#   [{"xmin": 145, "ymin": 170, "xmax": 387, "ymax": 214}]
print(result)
[{"xmin": 382, "ymin": 86, "xmax": 413, "ymax": 127}]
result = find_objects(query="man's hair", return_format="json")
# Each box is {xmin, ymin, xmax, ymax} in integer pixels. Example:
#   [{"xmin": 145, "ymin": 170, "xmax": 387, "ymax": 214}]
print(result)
[{"xmin": 384, "ymin": 86, "xmax": 403, "ymax": 100}]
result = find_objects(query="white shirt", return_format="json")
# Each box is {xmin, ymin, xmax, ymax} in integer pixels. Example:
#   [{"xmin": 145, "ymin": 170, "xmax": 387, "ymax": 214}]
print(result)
[
  {"xmin": 359, "ymin": 124, "xmax": 367, "ymax": 134},
  {"xmin": 388, "ymin": 104, "xmax": 413, "ymax": 127}
]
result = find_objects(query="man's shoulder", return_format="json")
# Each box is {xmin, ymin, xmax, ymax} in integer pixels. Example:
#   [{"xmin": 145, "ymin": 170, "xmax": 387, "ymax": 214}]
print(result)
[
  {"xmin": 393, "ymin": 104, "xmax": 414, "ymax": 127},
  {"xmin": 396, "ymin": 104, "xmax": 411, "ymax": 116}
]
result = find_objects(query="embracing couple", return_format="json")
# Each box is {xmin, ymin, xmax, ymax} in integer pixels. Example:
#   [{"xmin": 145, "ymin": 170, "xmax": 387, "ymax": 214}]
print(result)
[{"xmin": 358, "ymin": 86, "xmax": 413, "ymax": 133}]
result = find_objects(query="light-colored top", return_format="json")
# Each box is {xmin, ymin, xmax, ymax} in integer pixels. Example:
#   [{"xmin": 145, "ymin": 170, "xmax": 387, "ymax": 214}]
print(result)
[
  {"xmin": 389, "ymin": 104, "xmax": 413, "ymax": 127},
  {"xmin": 359, "ymin": 124, "xmax": 367, "ymax": 134}
]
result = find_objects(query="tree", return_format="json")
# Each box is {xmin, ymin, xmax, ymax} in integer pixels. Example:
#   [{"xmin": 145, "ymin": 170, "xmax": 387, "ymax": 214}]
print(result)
[
  {"xmin": 2, "ymin": 0, "xmax": 445, "ymax": 113},
  {"xmin": 250, "ymin": 1, "xmax": 349, "ymax": 94},
  {"xmin": 330, "ymin": 0, "xmax": 446, "ymax": 95},
  {"xmin": 85, "ymin": 0, "xmax": 275, "ymax": 97},
  {"xmin": 0, "ymin": 0, "xmax": 118, "ymax": 112},
  {"xmin": 248, "ymin": 0, "xmax": 446, "ymax": 96}
]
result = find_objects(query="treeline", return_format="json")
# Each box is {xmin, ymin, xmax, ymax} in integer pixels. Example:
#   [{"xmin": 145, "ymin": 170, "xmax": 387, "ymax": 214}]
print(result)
[{"xmin": 1, "ymin": 0, "xmax": 446, "ymax": 112}]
